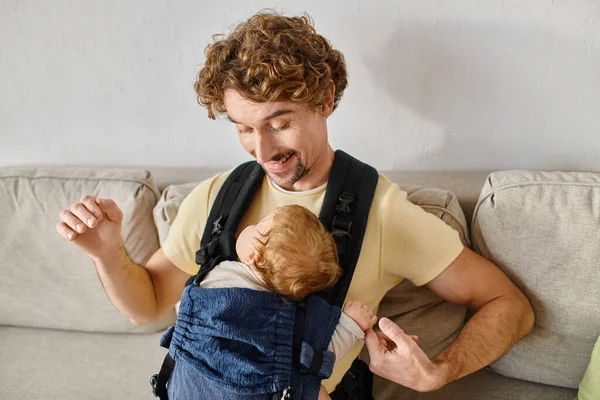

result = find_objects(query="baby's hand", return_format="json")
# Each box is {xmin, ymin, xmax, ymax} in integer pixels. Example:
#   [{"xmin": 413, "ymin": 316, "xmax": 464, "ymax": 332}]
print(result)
[{"xmin": 343, "ymin": 301, "xmax": 377, "ymax": 331}]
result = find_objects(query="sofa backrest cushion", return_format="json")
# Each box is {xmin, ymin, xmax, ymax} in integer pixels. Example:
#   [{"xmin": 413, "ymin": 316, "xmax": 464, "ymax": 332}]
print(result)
[
  {"xmin": 0, "ymin": 167, "xmax": 175, "ymax": 333},
  {"xmin": 472, "ymin": 170, "xmax": 600, "ymax": 389}
]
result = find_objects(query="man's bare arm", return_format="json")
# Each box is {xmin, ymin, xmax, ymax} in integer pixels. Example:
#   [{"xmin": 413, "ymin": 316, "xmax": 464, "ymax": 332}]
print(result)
[
  {"xmin": 93, "ymin": 247, "xmax": 191, "ymax": 324},
  {"xmin": 57, "ymin": 195, "xmax": 191, "ymax": 324},
  {"xmin": 425, "ymin": 247, "xmax": 535, "ymax": 388},
  {"xmin": 365, "ymin": 247, "xmax": 534, "ymax": 392}
]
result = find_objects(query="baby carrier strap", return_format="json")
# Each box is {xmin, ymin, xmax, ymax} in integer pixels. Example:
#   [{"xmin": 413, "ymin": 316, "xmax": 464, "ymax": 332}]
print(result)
[
  {"xmin": 315, "ymin": 150, "xmax": 378, "ymax": 309},
  {"xmin": 188, "ymin": 161, "xmax": 265, "ymax": 286},
  {"xmin": 318, "ymin": 150, "xmax": 378, "ymax": 400},
  {"xmin": 152, "ymin": 161, "xmax": 265, "ymax": 400},
  {"xmin": 291, "ymin": 295, "xmax": 343, "ymax": 399}
]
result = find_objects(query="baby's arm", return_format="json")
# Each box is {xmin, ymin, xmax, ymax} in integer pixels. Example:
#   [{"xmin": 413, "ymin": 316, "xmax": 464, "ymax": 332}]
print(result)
[{"xmin": 327, "ymin": 301, "xmax": 377, "ymax": 359}]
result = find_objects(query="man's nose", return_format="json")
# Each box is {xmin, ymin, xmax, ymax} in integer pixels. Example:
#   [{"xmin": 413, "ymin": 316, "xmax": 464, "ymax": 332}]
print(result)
[{"xmin": 254, "ymin": 131, "xmax": 276, "ymax": 164}]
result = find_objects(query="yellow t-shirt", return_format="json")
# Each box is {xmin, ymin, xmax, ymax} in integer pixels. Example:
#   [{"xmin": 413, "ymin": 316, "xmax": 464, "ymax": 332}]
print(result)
[{"xmin": 162, "ymin": 170, "xmax": 464, "ymax": 391}]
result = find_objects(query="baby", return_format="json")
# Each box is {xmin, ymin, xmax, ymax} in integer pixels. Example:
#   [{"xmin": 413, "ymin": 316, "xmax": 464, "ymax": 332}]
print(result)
[{"xmin": 200, "ymin": 204, "xmax": 378, "ymax": 399}]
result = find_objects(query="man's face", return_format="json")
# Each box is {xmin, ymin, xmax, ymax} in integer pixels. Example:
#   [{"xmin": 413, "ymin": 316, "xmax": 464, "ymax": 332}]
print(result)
[{"xmin": 223, "ymin": 89, "xmax": 333, "ymax": 191}]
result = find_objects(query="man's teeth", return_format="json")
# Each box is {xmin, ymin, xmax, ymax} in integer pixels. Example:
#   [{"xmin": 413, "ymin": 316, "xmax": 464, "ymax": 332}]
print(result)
[{"xmin": 275, "ymin": 153, "xmax": 291, "ymax": 165}]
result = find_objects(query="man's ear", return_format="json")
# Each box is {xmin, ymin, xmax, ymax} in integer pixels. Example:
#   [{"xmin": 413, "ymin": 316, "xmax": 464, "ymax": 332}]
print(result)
[{"xmin": 319, "ymin": 81, "xmax": 336, "ymax": 118}]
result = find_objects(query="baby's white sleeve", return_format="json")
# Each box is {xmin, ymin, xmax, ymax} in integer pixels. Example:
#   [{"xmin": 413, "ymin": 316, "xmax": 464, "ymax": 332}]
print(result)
[{"xmin": 327, "ymin": 311, "xmax": 365, "ymax": 360}]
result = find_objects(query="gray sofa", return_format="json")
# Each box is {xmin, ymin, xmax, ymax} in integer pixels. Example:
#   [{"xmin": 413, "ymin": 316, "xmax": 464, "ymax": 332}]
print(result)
[{"xmin": 1, "ymin": 166, "xmax": 598, "ymax": 400}]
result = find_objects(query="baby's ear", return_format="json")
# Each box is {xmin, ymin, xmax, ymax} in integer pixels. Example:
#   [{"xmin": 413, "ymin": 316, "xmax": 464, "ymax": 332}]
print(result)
[{"xmin": 247, "ymin": 251, "xmax": 265, "ymax": 267}]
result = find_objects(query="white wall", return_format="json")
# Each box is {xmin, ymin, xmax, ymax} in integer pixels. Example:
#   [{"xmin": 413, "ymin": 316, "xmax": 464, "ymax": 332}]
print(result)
[{"xmin": 1, "ymin": 0, "xmax": 599, "ymax": 172}]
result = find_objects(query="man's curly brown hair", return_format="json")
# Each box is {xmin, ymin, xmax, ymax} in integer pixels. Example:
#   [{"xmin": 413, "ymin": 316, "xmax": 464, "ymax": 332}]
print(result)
[{"xmin": 194, "ymin": 11, "xmax": 348, "ymax": 119}]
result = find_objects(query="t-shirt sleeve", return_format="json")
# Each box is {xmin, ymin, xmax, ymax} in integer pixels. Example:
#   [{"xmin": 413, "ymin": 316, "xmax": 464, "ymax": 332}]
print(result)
[
  {"xmin": 380, "ymin": 182, "xmax": 464, "ymax": 286},
  {"xmin": 161, "ymin": 174, "xmax": 224, "ymax": 276}
]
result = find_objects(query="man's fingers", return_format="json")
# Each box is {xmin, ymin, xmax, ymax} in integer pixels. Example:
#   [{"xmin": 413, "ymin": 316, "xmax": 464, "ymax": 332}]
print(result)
[
  {"xmin": 56, "ymin": 221, "xmax": 77, "ymax": 241},
  {"xmin": 375, "ymin": 319, "xmax": 419, "ymax": 343},
  {"xmin": 70, "ymin": 202, "xmax": 97, "ymax": 228},
  {"xmin": 95, "ymin": 198, "xmax": 123, "ymax": 222},
  {"xmin": 80, "ymin": 195, "xmax": 103, "ymax": 222},
  {"xmin": 378, "ymin": 334, "xmax": 392, "ymax": 349},
  {"xmin": 60, "ymin": 209, "xmax": 88, "ymax": 234},
  {"xmin": 376, "ymin": 331, "xmax": 396, "ymax": 350},
  {"xmin": 378, "ymin": 317, "xmax": 412, "ymax": 346},
  {"xmin": 364, "ymin": 328, "xmax": 386, "ymax": 357}
]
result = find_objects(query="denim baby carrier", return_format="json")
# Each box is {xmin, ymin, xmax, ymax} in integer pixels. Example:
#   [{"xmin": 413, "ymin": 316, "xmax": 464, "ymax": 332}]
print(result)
[{"xmin": 151, "ymin": 150, "xmax": 378, "ymax": 400}]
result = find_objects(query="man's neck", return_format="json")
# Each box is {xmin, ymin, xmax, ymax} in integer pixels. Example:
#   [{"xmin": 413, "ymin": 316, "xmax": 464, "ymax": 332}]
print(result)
[{"xmin": 290, "ymin": 146, "xmax": 335, "ymax": 191}]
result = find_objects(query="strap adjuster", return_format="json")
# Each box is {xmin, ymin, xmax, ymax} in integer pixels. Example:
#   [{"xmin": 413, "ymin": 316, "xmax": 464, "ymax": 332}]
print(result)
[
  {"xmin": 195, "ymin": 238, "xmax": 220, "ymax": 266},
  {"xmin": 332, "ymin": 216, "xmax": 352, "ymax": 233},
  {"xmin": 298, "ymin": 341, "xmax": 335, "ymax": 378},
  {"xmin": 212, "ymin": 215, "xmax": 225, "ymax": 235},
  {"xmin": 335, "ymin": 192, "xmax": 354, "ymax": 214}
]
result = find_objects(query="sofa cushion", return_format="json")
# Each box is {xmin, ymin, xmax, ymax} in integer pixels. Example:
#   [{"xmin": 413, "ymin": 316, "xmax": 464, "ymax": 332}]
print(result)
[
  {"xmin": 0, "ymin": 325, "xmax": 166, "ymax": 400},
  {"xmin": 154, "ymin": 181, "xmax": 201, "ymax": 245},
  {"xmin": 155, "ymin": 179, "xmax": 470, "ymax": 377},
  {"xmin": 372, "ymin": 367, "xmax": 577, "ymax": 400},
  {"xmin": 0, "ymin": 167, "xmax": 175, "ymax": 333},
  {"xmin": 471, "ymin": 170, "xmax": 600, "ymax": 389}
]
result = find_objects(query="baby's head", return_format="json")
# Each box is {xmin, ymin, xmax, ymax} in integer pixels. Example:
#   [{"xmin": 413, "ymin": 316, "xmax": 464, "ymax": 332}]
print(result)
[{"xmin": 236, "ymin": 205, "xmax": 341, "ymax": 301}]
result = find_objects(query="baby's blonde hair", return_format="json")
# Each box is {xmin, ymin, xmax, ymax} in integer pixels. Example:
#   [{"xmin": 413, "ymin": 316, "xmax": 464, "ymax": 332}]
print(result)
[{"xmin": 252, "ymin": 205, "xmax": 341, "ymax": 301}]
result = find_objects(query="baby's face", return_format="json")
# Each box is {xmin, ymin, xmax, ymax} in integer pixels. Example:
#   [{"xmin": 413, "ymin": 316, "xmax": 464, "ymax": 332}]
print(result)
[{"xmin": 236, "ymin": 212, "xmax": 276, "ymax": 264}]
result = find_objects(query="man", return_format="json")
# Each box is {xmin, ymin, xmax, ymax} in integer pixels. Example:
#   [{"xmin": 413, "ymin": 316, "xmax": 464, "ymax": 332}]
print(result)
[{"xmin": 56, "ymin": 12, "xmax": 534, "ymax": 394}]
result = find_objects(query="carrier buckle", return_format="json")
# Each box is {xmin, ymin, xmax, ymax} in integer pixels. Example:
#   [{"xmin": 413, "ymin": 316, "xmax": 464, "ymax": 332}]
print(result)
[
  {"xmin": 150, "ymin": 374, "xmax": 159, "ymax": 397},
  {"xmin": 281, "ymin": 386, "xmax": 296, "ymax": 399},
  {"xmin": 335, "ymin": 192, "xmax": 354, "ymax": 214}
]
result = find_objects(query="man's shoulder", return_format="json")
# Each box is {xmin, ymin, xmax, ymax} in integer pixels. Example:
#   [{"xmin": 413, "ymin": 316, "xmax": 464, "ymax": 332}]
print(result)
[
  {"xmin": 375, "ymin": 173, "xmax": 393, "ymax": 189},
  {"xmin": 184, "ymin": 168, "xmax": 235, "ymax": 204},
  {"xmin": 372, "ymin": 172, "xmax": 407, "ymax": 206}
]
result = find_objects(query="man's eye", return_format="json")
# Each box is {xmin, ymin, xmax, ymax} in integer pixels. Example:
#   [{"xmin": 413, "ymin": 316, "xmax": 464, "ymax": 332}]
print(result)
[
  {"xmin": 272, "ymin": 122, "xmax": 290, "ymax": 131},
  {"xmin": 238, "ymin": 127, "xmax": 253, "ymax": 134}
]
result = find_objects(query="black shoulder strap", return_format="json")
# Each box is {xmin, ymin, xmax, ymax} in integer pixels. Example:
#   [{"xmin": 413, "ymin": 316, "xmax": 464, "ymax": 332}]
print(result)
[
  {"xmin": 187, "ymin": 161, "xmax": 264, "ymax": 286},
  {"xmin": 316, "ymin": 150, "xmax": 379, "ymax": 308}
]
